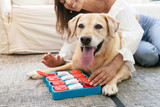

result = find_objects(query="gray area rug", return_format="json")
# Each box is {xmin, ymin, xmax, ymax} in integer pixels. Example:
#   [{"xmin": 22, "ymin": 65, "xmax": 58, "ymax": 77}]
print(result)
[{"xmin": 0, "ymin": 54, "xmax": 160, "ymax": 107}]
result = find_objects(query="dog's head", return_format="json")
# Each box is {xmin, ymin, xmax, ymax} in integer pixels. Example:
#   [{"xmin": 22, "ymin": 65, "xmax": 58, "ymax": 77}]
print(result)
[{"xmin": 68, "ymin": 13, "xmax": 119, "ymax": 68}]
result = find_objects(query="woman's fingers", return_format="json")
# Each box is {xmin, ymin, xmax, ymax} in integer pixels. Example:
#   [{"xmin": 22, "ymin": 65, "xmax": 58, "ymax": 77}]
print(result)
[
  {"xmin": 41, "ymin": 60, "xmax": 47, "ymax": 66},
  {"xmin": 57, "ymin": 55, "xmax": 61, "ymax": 60},
  {"xmin": 92, "ymin": 73, "xmax": 107, "ymax": 86},
  {"xmin": 43, "ymin": 54, "xmax": 48, "ymax": 60},
  {"xmin": 43, "ymin": 53, "xmax": 55, "ymax": 61},
  {"xmin": 48, "ymin": 53, "xmax": 53, "ymax": 57},
  {"xmin": 88, "ymin": 69, "xmax": 102, "ymax": 82},
  {"xmin": 56, "ymin": 55, "xmax": 61, "ymax": 65},
  {"xmin": 88, "ymin": 66, "xmax": 117, "ymax": 86}
]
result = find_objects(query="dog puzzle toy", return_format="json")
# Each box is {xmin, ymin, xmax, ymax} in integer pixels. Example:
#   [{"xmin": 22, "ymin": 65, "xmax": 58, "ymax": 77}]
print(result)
[{"xmin": 37, "ymin": 70, "xmax": 102, "ymax": 100}]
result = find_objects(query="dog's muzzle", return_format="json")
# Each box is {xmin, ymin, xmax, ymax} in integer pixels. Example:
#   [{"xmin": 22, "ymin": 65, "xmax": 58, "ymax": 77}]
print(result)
[
  {"xmin": 80, "ymin": 35, "xmax": 104, "ymax": 56},
  {"xmin": 80, "ymin": 35, "xmax": 104, "ymax": 68}
]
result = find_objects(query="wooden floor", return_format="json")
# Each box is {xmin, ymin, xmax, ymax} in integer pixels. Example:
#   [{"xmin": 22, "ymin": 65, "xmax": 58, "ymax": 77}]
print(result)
[{"xmin": 0, "ymin": 54, "xmax": 160, "ymax": 107}]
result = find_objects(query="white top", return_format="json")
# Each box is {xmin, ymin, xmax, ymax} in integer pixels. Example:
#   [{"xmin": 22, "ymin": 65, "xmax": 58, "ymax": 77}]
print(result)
[{"xmin": 58, "ymin": 0, "xmax": 144, "ymax": 72}]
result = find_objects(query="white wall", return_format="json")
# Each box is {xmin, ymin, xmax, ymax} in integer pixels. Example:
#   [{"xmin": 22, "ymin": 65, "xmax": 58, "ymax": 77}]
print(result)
[{"xmin": 124, "ymin": 0, "xmax": 150, "ymax": 4}]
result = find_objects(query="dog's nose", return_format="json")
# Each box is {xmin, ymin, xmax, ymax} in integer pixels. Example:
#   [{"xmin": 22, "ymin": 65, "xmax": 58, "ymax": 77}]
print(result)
[{"xmin": 80, "ymin": 35, "xmax": 91, "ymax": 46}]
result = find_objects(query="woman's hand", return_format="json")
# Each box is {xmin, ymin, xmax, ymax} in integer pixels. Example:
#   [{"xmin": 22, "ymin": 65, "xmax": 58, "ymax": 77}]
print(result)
[
  {"xmin": 42, "ymin": 53, "xmax": 66, "ymax": 68},
  {"xmin": 88, "ymin": 53, "xmax": 126, "ymax": 86},
  {"xmin": 88, "ymin": 64, "xmax": 117, "ymax": 86}
]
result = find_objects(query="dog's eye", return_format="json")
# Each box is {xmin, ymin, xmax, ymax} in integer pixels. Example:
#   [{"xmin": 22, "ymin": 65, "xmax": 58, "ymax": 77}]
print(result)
[
  {"xmin": 95, "ymin": 24, "xmax": 103, "ymax": 29},
  {"xmin": 78, "ymin": 24, "xmax": 84, "ymax": 28}
]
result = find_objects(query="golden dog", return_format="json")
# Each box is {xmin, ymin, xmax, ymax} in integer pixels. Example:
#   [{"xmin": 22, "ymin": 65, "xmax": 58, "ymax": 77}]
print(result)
[{"xmin": 27, "ymin": 13, "xmax": 132, "ymax": 96}]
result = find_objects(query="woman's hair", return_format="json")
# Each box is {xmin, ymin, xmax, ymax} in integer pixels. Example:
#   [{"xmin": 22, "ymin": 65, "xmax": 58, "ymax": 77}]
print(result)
[{"xmin": 55, "ymin": 0, "xmax": 85, "ymax": 36}]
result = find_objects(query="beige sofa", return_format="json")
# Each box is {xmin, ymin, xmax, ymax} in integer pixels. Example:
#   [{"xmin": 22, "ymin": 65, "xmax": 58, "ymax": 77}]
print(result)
[
  {"xmin": 0, "ymin": 0, "xmax": 160, "ymax": 54},
  {"xmin": 0, "ymin": 0, "xmax": 63, "ymax": 54}
]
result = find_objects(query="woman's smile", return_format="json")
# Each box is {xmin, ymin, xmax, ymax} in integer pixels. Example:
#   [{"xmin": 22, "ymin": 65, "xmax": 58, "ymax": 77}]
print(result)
[
  {"xmin": 59, "ymin": 0, "xmax": 111, "ymax": 13},
  {"xmin": 59, "ymin": 0, "xmax": 83, "ymax": 12},
  {"xmin": 72, "ymin": 1, "xmax": 77, "ymax": 8}
]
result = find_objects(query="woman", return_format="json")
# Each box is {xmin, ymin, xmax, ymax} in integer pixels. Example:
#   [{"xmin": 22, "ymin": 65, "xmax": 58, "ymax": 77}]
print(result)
[
  {"xmin": 42, "ymin": 0, "xmax": 159, "ymax": 86},
  {"xmin": 134, "ymin": 14, "xmax": 160, "ymax": 66}
]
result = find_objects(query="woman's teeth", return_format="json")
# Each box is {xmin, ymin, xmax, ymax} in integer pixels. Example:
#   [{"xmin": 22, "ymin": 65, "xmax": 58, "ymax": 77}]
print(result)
[{"xmin": 72, "ymin": 2, "xmax": 77, "ymax": 8}]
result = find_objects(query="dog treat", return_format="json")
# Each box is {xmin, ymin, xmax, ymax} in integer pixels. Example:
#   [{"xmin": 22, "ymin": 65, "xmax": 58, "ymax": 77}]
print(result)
[
  {"xmin": 54, "ymin": 85, "xmax": 69, "ymax": 91},
  {"xmin": 52, "ymin": 80, "xmax": 66, "ymax": 86},
  {"xmin": 37, "ymin": 71, "xmax": 56, "ymax": 77},
  {"xmin": 61, "ymin": 75, "xmax": 74, "ymax": 80},
  {"xmin": 83, "ymin": 83, "xmax": 94, "ymax": 88},
  {"xmin": 70, "ymin": 70, "xmax": 81, "ymax": 74},
  {"xmin": 37, "ymin": 71, "xmax": 48, "ymax": 77},
  {"xmin": 65, "ymin": 79, "xmax": 79, "ymax": 84},
  {"xmin": 52, "ymin": 79, "xmax": 79, "ymax": 86},
  {"xmin": 74, "ymin": 73, "xmax": 86, "ymax": 78},
  {"xmin": 78, "ymin": 78, "xmax": 89, "ymax": 83},
  {"xmin": 47, "ymin": 73, "xmax": 56, "ymax": 76},
  {"xmin": 57, "ymin": 71, "xmax": 70, "ymax": 76},
  {"xmin": 68, "ymin": 83, "xmax": 83, "ymax": 90},
  {"xmin": 48, "ymin": 76, "xmax": 61, "ymax": 81}
]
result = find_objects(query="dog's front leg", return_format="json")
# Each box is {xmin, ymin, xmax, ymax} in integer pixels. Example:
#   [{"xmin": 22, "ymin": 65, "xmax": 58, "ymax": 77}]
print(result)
[
  {"xmin": 102, "ymin": 65, "xmax": 131, "ymax": 96},
  {"xmin": 26, "ymin": 62, "xmax": 73, "ymax": 79}
]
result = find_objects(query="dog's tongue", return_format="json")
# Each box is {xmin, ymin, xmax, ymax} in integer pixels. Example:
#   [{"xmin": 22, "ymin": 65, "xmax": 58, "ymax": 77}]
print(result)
[{"xmin": 80, "ymin": 47, "xmax": 94, "ymax": 68}]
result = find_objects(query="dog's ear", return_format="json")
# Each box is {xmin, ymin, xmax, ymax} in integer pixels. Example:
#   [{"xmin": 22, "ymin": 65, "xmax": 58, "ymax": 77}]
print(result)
[
  {"xmin": 68, "ymin": 14, "xmax": 83, "ymax": 38},
  {"xmin": 104, "ymin": 14, "xmax": 119, "ymax": 37}
]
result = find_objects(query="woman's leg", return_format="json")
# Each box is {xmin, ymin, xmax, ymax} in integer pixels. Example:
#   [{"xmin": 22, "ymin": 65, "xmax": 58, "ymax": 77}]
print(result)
[
  {"xmin": 147, "ymin": 21, "xmax": 160, "ymax": 55},
  {"xmin": 135, "ymin": 14, "xmax": 160, "ymax": 66},
  {"xmin": 134, "ymin": 41, "xmax": 159, "ymax": 67}
]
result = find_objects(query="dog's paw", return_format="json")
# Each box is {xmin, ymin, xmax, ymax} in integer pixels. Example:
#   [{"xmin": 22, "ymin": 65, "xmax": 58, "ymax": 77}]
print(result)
[
  {"xmin": 26, "ymin": 71, "xmax": 42, "ymax": 79},
  {"xmin": 102, "ymin": 84, "xmax": 118, "ymax": 96}
]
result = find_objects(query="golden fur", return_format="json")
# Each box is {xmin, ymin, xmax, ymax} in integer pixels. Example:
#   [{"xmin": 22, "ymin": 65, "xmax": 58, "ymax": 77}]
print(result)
[{"xmin": 27, "ymin": 13, "xmax": 131, "ymax": 96}]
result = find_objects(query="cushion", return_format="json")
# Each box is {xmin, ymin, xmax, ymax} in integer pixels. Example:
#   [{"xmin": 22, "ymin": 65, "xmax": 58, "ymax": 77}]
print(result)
[{"xmin": 4, "ymin": 5, "xmax": 63, "ymax": 54}]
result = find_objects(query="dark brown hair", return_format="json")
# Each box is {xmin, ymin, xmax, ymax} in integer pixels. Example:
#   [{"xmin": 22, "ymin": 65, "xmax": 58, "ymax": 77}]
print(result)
[{"xmin": 55, "ymin": 0, "xmax": 85, "ymax": 36}]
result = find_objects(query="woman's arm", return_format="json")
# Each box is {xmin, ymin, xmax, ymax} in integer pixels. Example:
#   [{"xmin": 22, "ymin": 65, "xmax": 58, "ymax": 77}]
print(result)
[{"xmin": 89, "ymin": 53, "xmax": 125, "ymax": 86}]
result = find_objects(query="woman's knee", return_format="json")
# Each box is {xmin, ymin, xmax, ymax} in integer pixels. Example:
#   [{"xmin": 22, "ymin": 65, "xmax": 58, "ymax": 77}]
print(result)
[{"xmin": 134, "ymin": 41, "xmax": 159, "ymax": 67}]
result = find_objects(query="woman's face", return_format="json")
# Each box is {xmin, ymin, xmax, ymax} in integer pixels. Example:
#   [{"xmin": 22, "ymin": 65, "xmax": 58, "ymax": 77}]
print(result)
[{"xmin": 59, "ymin": 0, "xmax": 85, "ymax": 12}]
